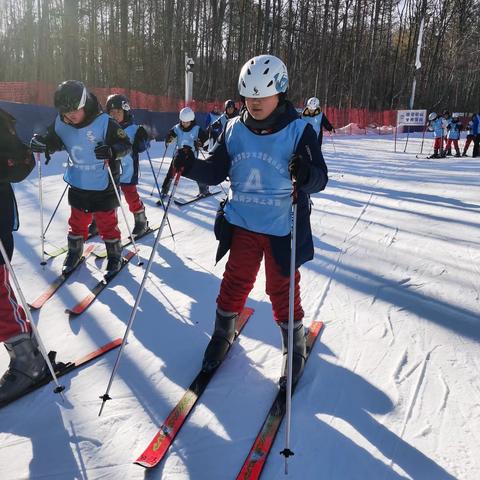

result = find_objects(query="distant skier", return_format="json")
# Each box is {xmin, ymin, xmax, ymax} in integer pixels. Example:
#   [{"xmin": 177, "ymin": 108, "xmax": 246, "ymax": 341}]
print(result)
[
  {"xmin": 442, "ymin": 110, "xmax": 453, "ymax": 155},
  {"xmin": 445, "ymin": 114, "xmax": 462, "ymax": 157},
  {"xmin": 207, "ymin": 99, "xmax": 239, "ymax": 150},
  {"xmin": 301, "ymin": 97, "xmax": 334, "ymax": 149},
  {"xmin": 462, "ymin": 115, "xmax": 475, "ymax": 156},
  {"xmin": 0, "ymin": 108, "xmax": 46, "ymax": 404},
  {"xmin": 426, "ymin": 112, "xmax": 444, "ymax": 158},
  {"xmin": 172, "ymin": 54, "xmax": 328, "ymax": 387},
  {"xmin": 160, "ymin": 107, "xmax": 209, "ymax": 199},
  {"xmin": 30, "ymin": 80, "xmax": 131, "ymax": 280},
  {"xmin": 205, "ymin": 104, "xmax": 222, "ymax": 150},
  {"xmin": 471, "ymin": 112, "xmax": 480, "ymax": 158},
  {"xmin": 104, "ymin": 94, "xmax": 150, "ymax": 237}
]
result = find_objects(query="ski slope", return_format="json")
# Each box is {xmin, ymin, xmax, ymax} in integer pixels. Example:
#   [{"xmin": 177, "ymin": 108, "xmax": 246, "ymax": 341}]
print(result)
[{"xmin": 0, "ymin": 135, "xmax": 479, "ymax": 479}]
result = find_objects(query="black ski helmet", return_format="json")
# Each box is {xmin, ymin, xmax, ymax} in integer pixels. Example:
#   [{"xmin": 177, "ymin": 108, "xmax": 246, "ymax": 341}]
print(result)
[
  {"xmin": 54, "ymin": 80, "xmax": 88, "ymax": 114},
  {"xmin": 105, "ymin": 94, "xmax": 132, "ymax": 121},
  {"xmin": 224, "ymin": 99, "xmax": 235, "ymax": 110}
]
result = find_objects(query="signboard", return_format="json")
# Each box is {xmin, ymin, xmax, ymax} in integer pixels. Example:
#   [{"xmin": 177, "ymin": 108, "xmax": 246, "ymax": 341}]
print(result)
[{"xmin": 396, "ymin": 109, "xmax": 427, "ymax": 126}]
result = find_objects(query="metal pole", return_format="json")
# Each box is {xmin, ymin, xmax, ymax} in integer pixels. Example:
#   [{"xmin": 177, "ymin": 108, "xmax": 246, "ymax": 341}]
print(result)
[
  {"xmin": 36, "ymin": 153, "xmax": 46, "ymax": 266},
  {"xmin": 105, "ymin": 163, "xmax": 143, "ymax": 267},
  {"xmin": 98, "ymin": 168, "xmax": 183, "ymax": 416},
  {"xmin": 0, "ymin": 238, "xmax": 65, "ymax": 400},
  {"xmin": 150, "ymin": 143, "xmax": 168, "ymax": 196},
  {"xmin": 43, "ymin": 184, "xmax": 68, "ymax": 239},
  {"xmin": 280, "ymin": 182, "xmax": 298, "ymax": 474},
  {"xmin": 144, "ymin": 148, "xmax": 175, "ymax": 240}
]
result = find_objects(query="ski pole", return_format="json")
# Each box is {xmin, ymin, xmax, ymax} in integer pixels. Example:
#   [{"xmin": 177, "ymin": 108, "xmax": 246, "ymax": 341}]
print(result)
[
  {"xmin": 420, "ymin": 122, "xmax": 427, "ymax": 154},
  {"xmin": 145, "ymin": 148, "xmax": 175, "ymax": 240},
  {"xmin": 105, "ymin": 162, "xmax": 144, "ymax": 267},
  {"xmin": 280, "ymin": 180, "xmax": 298, "ymax": 474},
  {"xmin": 36, "ymin": 153, "xmax": 46, "ymax": 266},
  {"xmin": 0, "ymin": 238, "xmax": 66, "ymax": 401},
  {"xmin": 43, "ymin": 184, "xmax": 68, "ymax": 239},
  {"xmin": 150, "ymin": 143, "xmax": 169, "ymax": 196},
  {"xmin": 98, "ymin": 168, "xmax": 184, "ymax": 416},
  {"xmin": 330, "ymin": 131, "xmax": 337, "ymax": 155}
]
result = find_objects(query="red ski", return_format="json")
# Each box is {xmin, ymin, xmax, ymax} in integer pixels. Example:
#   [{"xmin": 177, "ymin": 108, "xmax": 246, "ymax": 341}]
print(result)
[
  {"xmin": 237, "ymin": 321, "xmax": 324, "ymax": 480},
  {"xmin": 66, "ymin": 250, "xmax": 135, "ymax": 316},
  {"xmin": 29, "ymin": 244, "xmax": 96, "ymax": 310},
  {"xmin": 0, "ymin": 338, "xmax": 122, "ymax": 409},
  {"xmin": 134, "ymin": 307, "xmax": 254, "ymax": 469}
]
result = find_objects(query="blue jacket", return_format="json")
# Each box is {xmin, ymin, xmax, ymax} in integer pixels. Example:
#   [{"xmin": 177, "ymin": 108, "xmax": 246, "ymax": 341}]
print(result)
[{"xmin": 183, "ymin": 102, "xmax": 328, "ymax": 276}]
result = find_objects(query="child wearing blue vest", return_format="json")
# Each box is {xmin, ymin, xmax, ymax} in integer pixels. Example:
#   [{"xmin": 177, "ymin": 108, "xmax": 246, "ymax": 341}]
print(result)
[
  {"xmin": 301, "ymin": 97, "xmax": 334, "ymax": 149},
  {"xmin": 462, "ymin": 115, "xmax": 475, "ymax": 156},
  {"xmin": 105, "ymin": 94, "xmax": 150, "ymax": 237},
  {"xmin": 207, "ymin": 99, "xmax": 239, "ymax": 151},
  {"xmin": 445, "ymin": 114, "xmax": 462, "ymax": 157},
  {"xmin": 172, "ymin": 55, "xmax": 328, "ymax": 387},
  {"xmin": 160, "ymin": 107, "xmax": 209, "ymax": 198},
  {"xmin": 427, "ymin": 112, "xmax": 444, "ymax": 158},
  {"xmin": 30, "ymin": 80, "xmax": 131, "ymax": 280}
]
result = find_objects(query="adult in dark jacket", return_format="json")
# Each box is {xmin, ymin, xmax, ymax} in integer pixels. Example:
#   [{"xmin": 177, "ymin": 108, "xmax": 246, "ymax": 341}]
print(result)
[
  {"xmin": 30, "ymin": 80, "xmax": 132, "ymax": 279},
  {"xmin": 0, "ymin": 108, "xmax": 47, "ymax": 405},
  {"xmin": 173, "ymin": 55, "xmax": 328, "ymax": 387}
]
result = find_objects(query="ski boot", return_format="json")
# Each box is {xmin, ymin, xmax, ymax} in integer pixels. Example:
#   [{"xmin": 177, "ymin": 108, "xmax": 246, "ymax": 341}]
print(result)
[
  {"xmin": 455, "ymin": 152, "xmax": 461, "ymax": 157},
  {"xmin": 0, "ymin": 333, "xmax": 47, "ymax": 405},
  {"xmin": 202, "ymin": 309, "xmax": 238, "ymax": 372},
  {"xmin": 88, "ymin": 218, "xmax": 98, "ymax": 237},
  {"xmin": 198, "ymin": 182, "xmax": 210, "ymax": 198},
  {"xmin": 462, "ymin": 152, "xmax": 468, "ymax": 157},
  {"xmin": 132, "ymin": 209, "xmax": 149, "ymax": 238},
  {"xmin": 278, "ymin": 320, "xmax": 307, "ymax": 390},
  {"xmin": 428, "ymin": 149, "xmax": 440, "ymax": 159},
  {"xmin": 62, "ymin": 235, "xmax": 84, "ymax": 275},
  {"xmin": 104, "ymin": 239, "xmax": 123, "ymax": 281}
]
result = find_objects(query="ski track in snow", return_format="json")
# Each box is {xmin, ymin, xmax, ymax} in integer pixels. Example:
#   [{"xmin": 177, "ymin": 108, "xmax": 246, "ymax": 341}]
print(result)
[{"xmin": 1, "ymin": 136, "xmax": 479, "ymax": 479}]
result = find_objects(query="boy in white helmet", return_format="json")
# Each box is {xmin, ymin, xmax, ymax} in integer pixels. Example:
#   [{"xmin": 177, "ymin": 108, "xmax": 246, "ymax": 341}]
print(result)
[
  {"xmin": 173, "ymin": 55, "xmax": 328, "ymax": 388},
  {"xmin": 160, "ymin": 107, "xmax": 209, "ymax": 198},
  {"xmin": 301, "ymin": 97, "xmax": 334, "ymax": 149}
]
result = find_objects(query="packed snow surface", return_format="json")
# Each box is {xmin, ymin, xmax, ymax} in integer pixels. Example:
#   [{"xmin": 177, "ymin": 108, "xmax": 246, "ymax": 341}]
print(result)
[{"xmin": 0, "ymin": 134, "xmax": 479, "ymax": 479}]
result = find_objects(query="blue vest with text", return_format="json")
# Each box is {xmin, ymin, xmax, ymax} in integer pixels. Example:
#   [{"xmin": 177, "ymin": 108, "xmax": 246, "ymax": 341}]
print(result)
[
  {"xmin": 173, "ymin": 124, "xmax": 200, "ymax": 157},
  {"xmin": 302, "ymin": 112, "xmax": 323, "ymax": 136},
  {"xmin": 55, "ymin": 113, "xmax": 110, "ymax": 190},
  {"xmin": 223, "ymin": 117, "xmax": 307, "ymax": 236},
  {"xmin": 120, "ymin": 124, "xmax": 139, "ymax": 183}
]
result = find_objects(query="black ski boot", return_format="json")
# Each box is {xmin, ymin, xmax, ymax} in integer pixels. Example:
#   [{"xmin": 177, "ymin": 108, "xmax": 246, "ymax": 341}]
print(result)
[
  {"xmin": 0, "ymin": 333, "xmax": 47, "ymax": 405},
  {"xmin": 62, "ymin": 235, "xmax": 84, "ymax": 275},
  {"xmin": 88, "ymin": 218, "xmax": 98, "ymax": 237},
  {"xmin": 278, "ymin": 321, "xmax": 307, "ymax": 390},
  {"xmin": 198, "ymin": 182, "xmax": 210, "ymax": 197},
  {"xmin": 104, "ymin": 239, "xmax": 123, "ymax": 281},
  {"xmin": 428, "ymin": 149, "xmax": 440, "ymax": 159},
  {"xmin": 202, "ymin": 309, "xmax": 238, "ymax": 372},
  {"xmin": 462, "ymin": 151, "xmax": 468, "ymax": 157},
  {"xmin": 132, "ymin": 209, "xmax": 149, "ymax": 238}
]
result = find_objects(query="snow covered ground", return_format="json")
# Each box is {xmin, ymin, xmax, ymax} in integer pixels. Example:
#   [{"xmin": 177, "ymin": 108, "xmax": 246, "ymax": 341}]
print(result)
[{"xmin": 0, "ymin": 134, "xmax": 479, "ymax": 480}]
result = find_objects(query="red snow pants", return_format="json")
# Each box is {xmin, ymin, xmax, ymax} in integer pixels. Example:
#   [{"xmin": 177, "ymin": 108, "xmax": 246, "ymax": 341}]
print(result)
[
  {"xmin": 445, "ymin": 139, "xmax": 460, "ymax": 153},
  {"xmin": 217, "ymin": 227, "xmax": 304, "ymax": 323},
  {"xmin": 121, "ymin": 184, "xmax": 144, "ymax": 213},
  {"xmin": 434, "ymin": 137, "xmax": 443, "ymax": 150},
  {"xmin": 0, "ymin": 265, "xmax": 30, "ymax": 342},
  {"xmin": 69, "ymin": 207, "xmax": 121, "ymax": 241}
]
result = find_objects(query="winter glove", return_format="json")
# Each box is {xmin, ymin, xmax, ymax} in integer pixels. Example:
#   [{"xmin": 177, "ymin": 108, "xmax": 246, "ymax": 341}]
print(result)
[
  {"xmin": 94, "ymin": 143, "xmax": 114, "ymax": 161},
  {"xmin": 136, "ymin": 126, "xmax": 149, "ymax": 143},
  {"xmin": 30, "ymin": 134, "xmax": 48, "ymax": 153},
  {"xmin": 165, "ymin": 133, "xmax": 175, "ymax": 144},
  {"xmin": 194, "ymin": 139, "xmax": 205, "ymax": 151},
  {"xmin": 172, "ymin": 146, "xmax": 195, "ymax": 174},
  {"xmin": 288, "ymin": 153, "xmax": 311, "ymax": 187}
]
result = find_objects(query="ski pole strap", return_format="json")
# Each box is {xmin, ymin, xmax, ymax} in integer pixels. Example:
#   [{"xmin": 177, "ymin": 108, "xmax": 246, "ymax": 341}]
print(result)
[{"xmin": 291, "ymin": 180, "xmax": 298, "ymax": 205}]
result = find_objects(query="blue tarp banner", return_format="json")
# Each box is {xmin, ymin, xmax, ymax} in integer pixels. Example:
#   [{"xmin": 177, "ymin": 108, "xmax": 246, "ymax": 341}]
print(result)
[{"xmin": 0, "ymin": 100, "xmax": 208, "ymax": 143}]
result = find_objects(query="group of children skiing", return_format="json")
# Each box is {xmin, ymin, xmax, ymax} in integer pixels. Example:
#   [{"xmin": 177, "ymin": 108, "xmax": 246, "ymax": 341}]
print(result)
[
  {"xmin": 426, "ymin": 109, "xmax": 479, "ymax": 158},
  {"xmin": 0, "ymin": 54, "xmax": 331, "ymax": 406}
]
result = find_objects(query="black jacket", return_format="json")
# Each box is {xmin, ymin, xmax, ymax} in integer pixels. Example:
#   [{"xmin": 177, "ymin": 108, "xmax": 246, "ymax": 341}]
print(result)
[
  {"xmin": 0, "ymin": 109, "xmax": 35, "ymax": 264},
  {"xmin": 183, "ymin": 101, "xmax": 328, "ymax": 276}
]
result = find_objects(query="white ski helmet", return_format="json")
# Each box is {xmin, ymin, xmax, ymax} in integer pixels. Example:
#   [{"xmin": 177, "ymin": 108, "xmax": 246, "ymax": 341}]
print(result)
[
  {"xmin": 238, "ymin": 54, "xmax": 289, "ymax": 98},
  {"xmin": 428, "ymin": 112, "xmax": 437, "ymax": 121},
  {"xmin": 306, "ymin": 97, "xmax": 320, "ymax": 110},
  {"xmin": 179, "ymin": 107, "xmax": 195, "ymax": 122}
]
